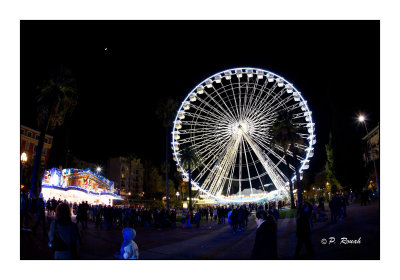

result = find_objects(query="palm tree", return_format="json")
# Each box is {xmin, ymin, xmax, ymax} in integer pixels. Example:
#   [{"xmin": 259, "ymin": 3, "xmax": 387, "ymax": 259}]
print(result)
[
  {"xmin": 271, "ymin": 110, "xmax": 305, "ymax": 208},
  {"xmin": 156, "ymin": 97, "xmax": 178, "ymax": 209},
  {"xmin": 30, "ymin": 67, "xmax": 78, "ymax": 198},
  {"xmin": 179, "ymin": 145, "xmax": 200, "ymax": 213}
]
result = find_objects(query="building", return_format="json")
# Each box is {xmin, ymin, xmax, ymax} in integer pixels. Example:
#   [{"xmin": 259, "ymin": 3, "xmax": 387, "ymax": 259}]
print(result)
[
  {"xmin": 105, "ymin": 157, "xmax": 145, "ymax": 196},
  {"xmin": 41, "ymin": 167, "xmax": 122, "ymax": 205},
  {"xmin": 362, "ymin": 123, "xmax": 379, "ymax": 163},
  {"xmin": 20, "ymin": 125, "xmax": 53, "ymax": 167},
  {"xmin": 362, "ymin": 123, "xmax": 379, "ymax": 187},
  {"xmin": 106, "ymin": 157, "xmax": 144, "ymax": 196}
]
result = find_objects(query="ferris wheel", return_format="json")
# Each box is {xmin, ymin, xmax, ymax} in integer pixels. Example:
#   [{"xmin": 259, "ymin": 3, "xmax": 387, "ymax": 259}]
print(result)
[{"xmin": 171, "ymin": 67, "xmax": 316, "ymax": 203}]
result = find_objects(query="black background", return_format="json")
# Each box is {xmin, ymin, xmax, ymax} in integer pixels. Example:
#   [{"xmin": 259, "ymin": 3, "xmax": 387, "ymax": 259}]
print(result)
[{"xmin": 20, "ymin": 20, "xmax": 380, "ymax": 190}]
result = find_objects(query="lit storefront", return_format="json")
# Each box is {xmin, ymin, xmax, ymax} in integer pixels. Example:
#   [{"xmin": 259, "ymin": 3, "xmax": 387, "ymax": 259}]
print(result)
[{"xmin": 41, "ymin": 168, "xmax": 123, "ymax": 206}]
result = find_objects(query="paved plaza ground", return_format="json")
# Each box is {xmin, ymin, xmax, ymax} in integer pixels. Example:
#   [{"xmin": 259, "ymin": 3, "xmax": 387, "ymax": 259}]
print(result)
[{"xmin": 20, "ymin": 201, "xmax": 379, "ymax": 260}]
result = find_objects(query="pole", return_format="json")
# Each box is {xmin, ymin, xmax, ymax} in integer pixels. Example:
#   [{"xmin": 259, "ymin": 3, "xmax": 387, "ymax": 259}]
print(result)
[{"xmin": 363, "ymin": 122, "xmax": 379, "ymax": 198}]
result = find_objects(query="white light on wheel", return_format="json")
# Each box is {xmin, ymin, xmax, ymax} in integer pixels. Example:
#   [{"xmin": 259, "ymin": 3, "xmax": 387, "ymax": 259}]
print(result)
[
  {"xmin": 285, "ymin": 84, "xmax": 293, "ymax": 93},
  {"xmin": 246, "ymin": 69, "xmax": 253, "ymax": 78},
  {"xmin": 293, "ymin": 92, "xmax": 301, "ymax": 101},
  {"xmin": 197, "ymin": 86, "xmax": 204, "ymax": 94},
  {"xmin": 183, "ymin": 101, "xmax": 190, "ymax": 110},
  {"xmin": 224, "ymin": 71, "xmax": 232, "ymax": 80},
  {"xmin": 266, "ymin": 73, "xmax": 274, "ymax": 82},
  {"xmin": 178, "ymin": 111, "xmax": 185, "ymax": 119},
  {"xmin": 256, "ymin": 70, "xmax": 264, "ymax": 79},
  {"xmin": 276, "ymin": 78, "xmax": 284, "ymax": 87}
]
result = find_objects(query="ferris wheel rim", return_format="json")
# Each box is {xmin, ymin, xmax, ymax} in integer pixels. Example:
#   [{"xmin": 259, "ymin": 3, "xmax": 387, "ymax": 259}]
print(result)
[{"xmin": 172, "ymin": 67, "xmax": 315, "ymax": 203}]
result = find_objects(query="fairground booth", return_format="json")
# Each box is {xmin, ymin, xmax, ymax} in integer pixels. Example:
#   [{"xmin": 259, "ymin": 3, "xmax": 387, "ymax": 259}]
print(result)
[{"xmin": 41, "ymin": 168, "xmax": 123, "ymax": 206}]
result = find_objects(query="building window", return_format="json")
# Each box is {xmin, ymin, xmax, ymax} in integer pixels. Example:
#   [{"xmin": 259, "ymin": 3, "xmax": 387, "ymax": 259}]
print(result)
[
  {"xmin": 25, "ymin": 142, "xmax": 30, "ymax": 150},
  {"xmin": 21, "ymin": 129, "xmax": 25, "ymax": 135},
  {"xmin": 27, "ymin": 132, "xmax": 32, "ymax": 137},
  {"xmin": 48, "ymin": 139, "xmax": 52, "ymax": 145},
  {"xmin": 33, "ymin": 145, "xmax": 36, "ymax": 152},
  {"xmin": 41, "ymin": 157, "xmax": 45, "ymax": 165},
  {"xmin": 121, "ymin": 173, "xmax": 125, "ymax": 179},
  {"xmin": 44, "ymin": 138, "xmax": 48, "ymax": 143},
  {"xmin": 35, "ymin": 135, "xmax": 39, "ymax": 140},
  {"xmin": 43, "ymin": 148, "xmax": 47, "ymax": 155}
]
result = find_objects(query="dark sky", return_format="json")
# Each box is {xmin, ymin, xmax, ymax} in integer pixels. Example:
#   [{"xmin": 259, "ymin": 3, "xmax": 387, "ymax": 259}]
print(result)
[{"xmin": 20, "ymin": 20, "xmax": 380, "ymax": 190}]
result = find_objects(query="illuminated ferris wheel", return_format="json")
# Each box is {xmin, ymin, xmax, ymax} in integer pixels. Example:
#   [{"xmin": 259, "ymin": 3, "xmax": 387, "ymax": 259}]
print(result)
[{"xmin": 171, "ymin": 67, "xmax": 316, "ymax": 203}]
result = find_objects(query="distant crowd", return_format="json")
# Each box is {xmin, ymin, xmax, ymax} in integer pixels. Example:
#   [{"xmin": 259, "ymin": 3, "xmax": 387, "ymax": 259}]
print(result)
[{"xmin": 20, "ymin": 188, "xmax": 376, "ymax": 260}]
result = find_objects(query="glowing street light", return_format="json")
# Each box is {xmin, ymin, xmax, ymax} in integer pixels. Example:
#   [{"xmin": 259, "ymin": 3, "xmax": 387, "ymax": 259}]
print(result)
[
  {"xmin": 21, "ymin": 152, "xmax": 27, "ymax": 164},
  {"xmin": 96, "ymin": 166, "xmax": 102, "ymax": 173},
  {"xmin": 21, "ymin": 152, "xmax": 28, "ymax": 188},
  {"xmin": 358, "ymin": 115, "xmax": 365, "ymax": 123}
]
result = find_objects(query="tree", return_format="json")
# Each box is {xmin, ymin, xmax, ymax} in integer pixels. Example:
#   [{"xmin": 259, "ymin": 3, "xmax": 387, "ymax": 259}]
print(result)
[
  {"xmin": 271, "ymin": 110, "xmax": 306, "ymax": 208},
  {"xmin": 30, "ymin": 67, "xmax": 78, "ymax": 198},
  {"xmin": 179, "ymin": 145, "xmax": 200, "ymax": 213},
  {"xmin": 325, "ymin": 132, "xmax": 342, "ymax": 194},
  {"xmin": 156, "ymin": 97, "xmax": 178, "ymax": 209}
]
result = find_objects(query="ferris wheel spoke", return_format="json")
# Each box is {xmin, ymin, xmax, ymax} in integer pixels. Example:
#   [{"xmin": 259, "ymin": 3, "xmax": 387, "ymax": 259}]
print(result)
[
  {"xmin": 193, "ymin": 96, "xmax": 237, "ymax": 124},
  {"xmin": 263, "ymin": 94, "xmax": 294, "ymax": 118},
  {"xmin": 188, "ymin": 104, "xmax": 234, "ymax": 125},
  {"xmin": 203, "ymin": 84, "xmax": 239, "ymax": 121},
  {"xmin": 249, "ymin": 133, "xmax": 295, "ymax": 176},
  {"xmin": 243, "ymin": 77, "xmax": 270, "ymax": 120},
  {"xmin": 247, "ymin": 82, "xmax": 279, "ymax": 117},
  {"xmin": 242, "ymin": 138, "xmax": 266, "ymax": 192},
  {"xmin": 243, "ymin": 81, "xmax": 266, "ymax": 121},
  {"xmin": 225, "ymin": 79, "xmax": 241, "ymax": 120},
  {"xmin": 253, "ymin": 86, "xmax": 287, "ymax": 118},
  {"xmin": 242, "ymin": 131, "xmax": 287, "ymax": 190},
  {"xmin": 200, "ymin": 134, "xmax": 241, "ymax": 196},
  {"xmin": 184, "ymin": 111, "xmax": 231, "ymax": 127},
  {"xmin": 241, "ymin": 139, "xmax": 254, "ymax": 194},
  {"xmin": 225, "ymin": 144, "xmax": 239, "ymax": 197}
]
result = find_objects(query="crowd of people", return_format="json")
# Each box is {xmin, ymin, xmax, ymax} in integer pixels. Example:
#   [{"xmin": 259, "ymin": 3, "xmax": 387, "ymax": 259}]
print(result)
[{"xmin": 21, "ymin": 188, "xmax": 376, "ymax": 260}]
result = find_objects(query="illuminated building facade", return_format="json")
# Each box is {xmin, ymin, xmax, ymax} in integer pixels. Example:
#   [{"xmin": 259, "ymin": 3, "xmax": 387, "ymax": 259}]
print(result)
[
  {"xmin": 41, "ymin": 167, "xmax": 123, "ymax": 205},
  {"xmin": 20, "ymin": 125, "xmax": 53, "ymax": 167}
]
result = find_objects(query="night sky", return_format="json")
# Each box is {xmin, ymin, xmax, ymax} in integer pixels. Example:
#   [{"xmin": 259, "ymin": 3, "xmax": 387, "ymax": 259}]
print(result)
[{"xmin": 20, "ymin": 20, "xmax": 380, "ymax": 190}]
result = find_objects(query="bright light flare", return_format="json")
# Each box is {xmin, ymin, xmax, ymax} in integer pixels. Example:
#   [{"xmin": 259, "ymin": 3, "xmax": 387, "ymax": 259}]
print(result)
[{"xmin": 358, "ymin": 115, "xmax": 365, "ymax": 122}]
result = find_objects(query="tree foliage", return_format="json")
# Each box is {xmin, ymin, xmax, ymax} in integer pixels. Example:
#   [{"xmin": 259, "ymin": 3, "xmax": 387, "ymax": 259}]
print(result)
[
  {"xmin": 30, "ymin": 66, "xmax": 78, "ymax": 197},
  {"xmin": 325, "ymin": 132, "xmax": 342, "ymax": 194},
  {"xmin": 271, "ymin": 110, "xmax": 306, "ymax": 207},
  {"xmin": 179, "ymin": 145, "xmax": 201, "ymax": 212}
]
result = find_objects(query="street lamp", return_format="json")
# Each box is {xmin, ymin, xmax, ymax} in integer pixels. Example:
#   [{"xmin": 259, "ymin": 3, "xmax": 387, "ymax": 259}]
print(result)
[
  {"xmin": 358, "ymin": 114, "xmax": 379, "ymax": 197},
  {"xmin": 176, "ymin": 191, "xmax": 180, "ymax": 200},
  {"xmin": 21, "ymin": 152, "xmax": 28, "ymax": 188},
  {"xmin": 96, "ymin": 166, "xmax": 102, "ymax": 173}
]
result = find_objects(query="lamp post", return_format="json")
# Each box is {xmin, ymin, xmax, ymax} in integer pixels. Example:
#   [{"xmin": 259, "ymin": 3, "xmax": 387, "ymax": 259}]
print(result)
[
  {"xmin": 21, "ymin": 152, "xmax": 27, "ymax": 188},
  {"xmin": 358, "ymin": 115, "xmax": 379, "ymax": 198},
  {"xmin": 176, "ymin": 191, "xmax": 180, "ymax": 200},
  {"xmin": 96, "ymin": 166, "xmax": 102, "ymax": 174}
]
